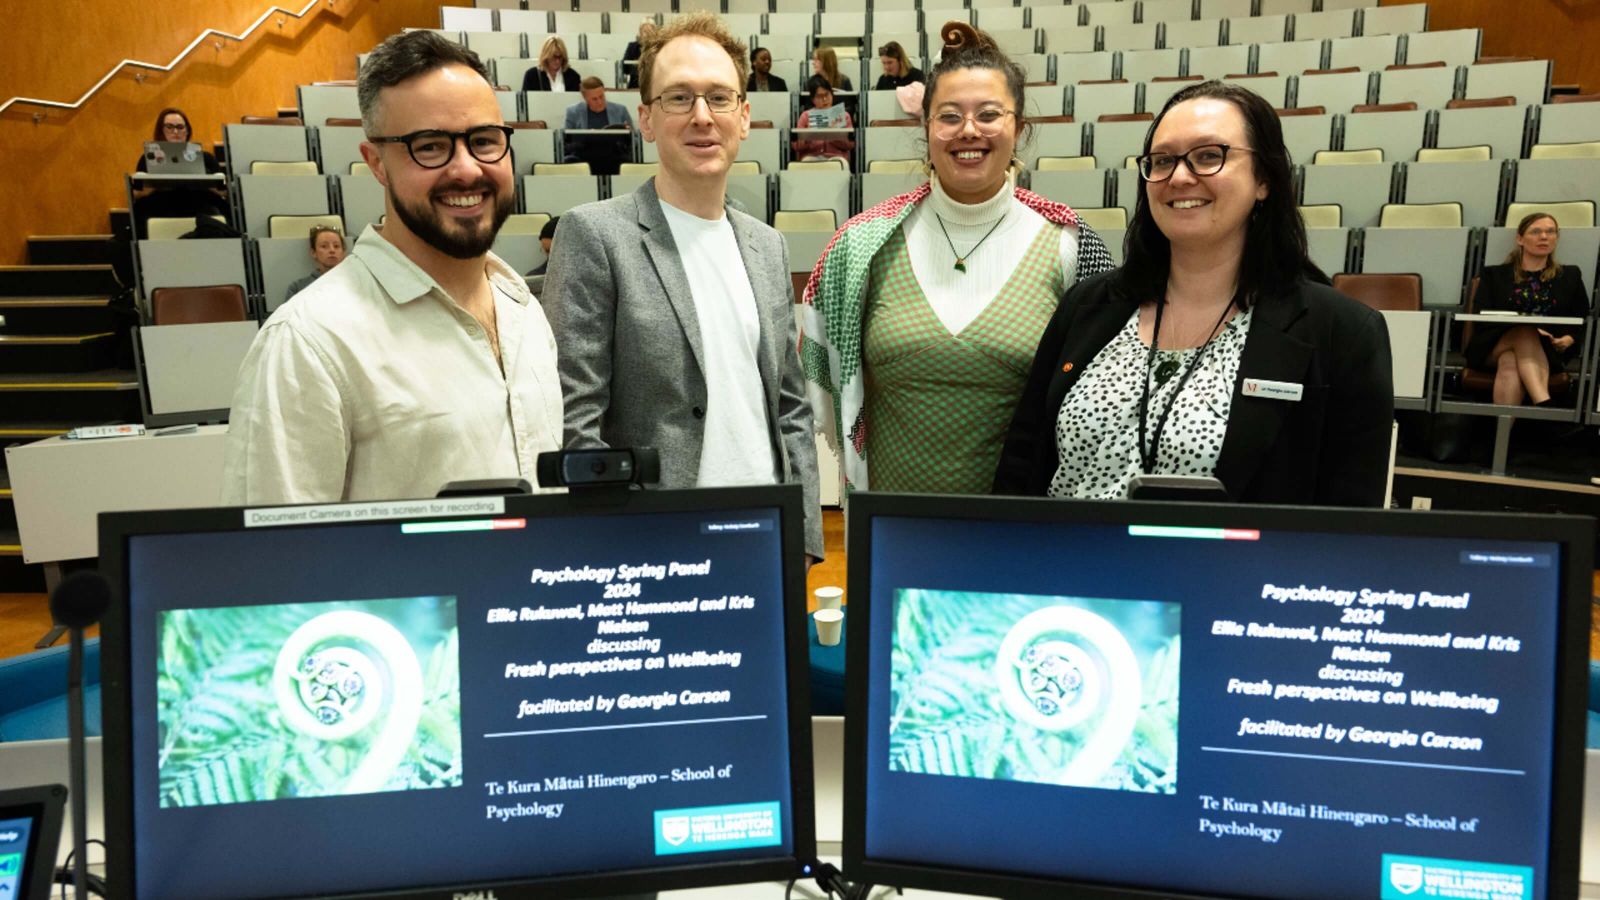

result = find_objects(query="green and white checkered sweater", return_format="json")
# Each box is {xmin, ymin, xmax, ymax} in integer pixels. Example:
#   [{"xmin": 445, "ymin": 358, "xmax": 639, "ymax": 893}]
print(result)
[{"xmin": 797, "ymin": 181, "xmax": 1117, "ymax": 492}]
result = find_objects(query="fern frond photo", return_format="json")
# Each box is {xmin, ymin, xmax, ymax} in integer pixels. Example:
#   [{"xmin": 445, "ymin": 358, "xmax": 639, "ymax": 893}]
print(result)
[
  {"xmin": 889, "ymin": 590, "xmax": 1180, "ymax": 794},
  {"xmin": 156, "ymin": 596, "xmax": 463, "ymax": 808}
]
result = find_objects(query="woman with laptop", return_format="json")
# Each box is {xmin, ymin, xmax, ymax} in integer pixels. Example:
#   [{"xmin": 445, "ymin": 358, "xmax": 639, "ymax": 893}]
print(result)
[{"xmin": 132, "ymin": 107, "xmax": 229, "ymax": 238}]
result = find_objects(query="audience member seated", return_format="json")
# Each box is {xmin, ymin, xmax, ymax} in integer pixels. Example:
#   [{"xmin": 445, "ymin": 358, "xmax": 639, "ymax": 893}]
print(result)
[
  {"xmin": 748, "ymin": 47, "xmax": 789, "ymax": 93},
  {"xmin": 793, "ymin": 83, "xmax": 854, "ymax": 164},
  {"xmin": 524, "ymin": 36, "xmax": 581, "ymax": 92},
  {"xmin": 875, "ymin": 42, "xmax": 925, "ymax": 90},
  {"xmin": 528, "ymin": 216, "xmax": 559, "ymax": 277},
  {"xmin": 562, "ymin": 77, "xmax": 634, "ymax": 176},
  {"xmin": 283, "ymin": 226, "xmax": 348, "ymax": 303},
  {"xmin": 1464, "ymin": 212, "xmax": 1591, "ymax": 407},
  {"xmin": 808, "ymin": 46, "xmax": 854, "ymax": 94},
  {"xmin": 623, "ymin": 20, "xmax": 655, "ymax": 89},
  {"xmin": 132, "ymin": 107, "xmax": 229, "ymax": 239}
]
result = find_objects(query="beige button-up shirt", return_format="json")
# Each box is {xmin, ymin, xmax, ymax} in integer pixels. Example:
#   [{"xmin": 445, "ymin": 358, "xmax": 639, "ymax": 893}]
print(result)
[{"xmin": 222, "ymin": 226, "xmax": 563, "ymax": 504}]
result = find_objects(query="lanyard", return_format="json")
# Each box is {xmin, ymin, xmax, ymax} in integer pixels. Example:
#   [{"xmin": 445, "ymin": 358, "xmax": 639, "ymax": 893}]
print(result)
[{"xmin": 1136, "ymin": 297, "xmax": 1236, "ymax": 474}]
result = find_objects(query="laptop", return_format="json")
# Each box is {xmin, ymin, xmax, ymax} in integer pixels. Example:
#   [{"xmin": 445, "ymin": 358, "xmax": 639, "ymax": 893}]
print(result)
[{"xmin": 141, "ymin": 141, "xmax": 207, "ymax": 175}]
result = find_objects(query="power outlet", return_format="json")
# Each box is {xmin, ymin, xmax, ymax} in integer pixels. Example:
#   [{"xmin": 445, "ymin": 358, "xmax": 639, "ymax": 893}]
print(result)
[{"xmin": 1410, "ymin": 496, "xmax": 1433, "ymax": 510}]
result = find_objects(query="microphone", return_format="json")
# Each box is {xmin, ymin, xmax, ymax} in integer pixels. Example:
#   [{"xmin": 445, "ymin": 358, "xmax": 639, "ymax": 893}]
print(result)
[
  {"xmin": 50, "ymin": 571, "xmax": 110, "ymax": 900},
  {"xmin": 50, "ymin": 570, "xmax": 110, "ymax": 630}
]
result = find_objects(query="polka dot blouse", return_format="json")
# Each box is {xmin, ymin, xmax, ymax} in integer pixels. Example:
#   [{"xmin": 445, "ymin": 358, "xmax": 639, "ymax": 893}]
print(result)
[{"xmin": 1049, "ymin": 306, "xmax": 1253, "ymax": 499}]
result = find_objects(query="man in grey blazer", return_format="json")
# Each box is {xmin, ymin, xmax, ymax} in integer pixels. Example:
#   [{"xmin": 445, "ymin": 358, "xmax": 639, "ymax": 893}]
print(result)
[{"xmin": 541, "ymin": 11, "xmax": 824, "ymax": 560}]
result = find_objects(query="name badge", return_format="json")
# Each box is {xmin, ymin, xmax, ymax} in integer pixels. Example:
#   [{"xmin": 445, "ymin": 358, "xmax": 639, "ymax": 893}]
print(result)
[{"xmin": 1242, "ymin": 378, "xmax": 1303, "ymax": 402}]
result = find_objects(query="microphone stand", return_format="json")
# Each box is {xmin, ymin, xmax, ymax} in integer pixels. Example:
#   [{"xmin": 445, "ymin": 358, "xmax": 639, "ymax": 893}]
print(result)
[
  {"xmin": 66, "ymin": 620, "xmax": 89, "ymax": 900},
  {"xmin": 52, "ymin": 570, "xmax": 109, "ymax": 900}
]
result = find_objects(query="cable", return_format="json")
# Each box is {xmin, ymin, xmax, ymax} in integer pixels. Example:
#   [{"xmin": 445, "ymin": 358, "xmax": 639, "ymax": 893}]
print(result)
[
  {"xmin": 813, "ymin": 861, "xmax": 863, "ymax": 899},
  {"xmin": 55, "ymin": 839, "xmax": 108, "ymax": 898}
]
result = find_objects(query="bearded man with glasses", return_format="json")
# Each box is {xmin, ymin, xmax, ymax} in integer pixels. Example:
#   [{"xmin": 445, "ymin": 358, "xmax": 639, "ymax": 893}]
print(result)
[
  {"xmin": 224, "ymin": 30, "xmax": 563, "ymax": 505},
  {"xmin": 542, "ymin": 11, "xmax": 824, "ymax": 564}
]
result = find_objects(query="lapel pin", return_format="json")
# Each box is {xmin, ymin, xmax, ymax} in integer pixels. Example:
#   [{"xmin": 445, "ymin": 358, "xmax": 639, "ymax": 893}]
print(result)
[{"xmin": 1061, "ymin": 362, "xmax": 1074, "ymax": 373}]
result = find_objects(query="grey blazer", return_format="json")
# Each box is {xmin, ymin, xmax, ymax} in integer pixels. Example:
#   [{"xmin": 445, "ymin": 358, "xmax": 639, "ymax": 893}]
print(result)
[{"xmin": 541, "ymin": 178, "xmax": 825, "ymax": 558}]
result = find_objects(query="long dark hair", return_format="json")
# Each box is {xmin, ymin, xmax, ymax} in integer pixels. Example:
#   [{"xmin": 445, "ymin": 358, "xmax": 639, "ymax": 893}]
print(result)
[
  {"xmin": 1119, "ymin": 80, "xmax": 1325, "ymax": 309},
  {"xmin": 152, "ymin": 107, "xmax": 192, "ymax": 142}
]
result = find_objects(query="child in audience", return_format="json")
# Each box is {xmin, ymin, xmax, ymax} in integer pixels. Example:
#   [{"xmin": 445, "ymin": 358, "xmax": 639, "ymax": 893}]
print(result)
[{"xmin": 793, "ymin": 83, "xmax": 854, "ymax": 163}]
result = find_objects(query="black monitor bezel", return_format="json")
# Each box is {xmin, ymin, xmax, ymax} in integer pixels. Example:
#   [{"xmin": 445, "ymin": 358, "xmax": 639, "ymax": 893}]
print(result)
[
  {"xmin": 99, "ymin": 485, "xmax": 817, "ymax": 900},
  {"xmin": 842, "ymin": 493, "xmax": 1591, "ymax": 900},
  {"xmin": 0, "ymin": 783, "xmax": 68, "ymax": 900}
]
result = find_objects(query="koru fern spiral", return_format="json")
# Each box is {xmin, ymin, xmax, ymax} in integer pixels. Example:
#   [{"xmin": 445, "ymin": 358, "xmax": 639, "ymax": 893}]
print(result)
[{"xmin": 272, "ymin": 610, "xmax": 424, "ymax": 794}]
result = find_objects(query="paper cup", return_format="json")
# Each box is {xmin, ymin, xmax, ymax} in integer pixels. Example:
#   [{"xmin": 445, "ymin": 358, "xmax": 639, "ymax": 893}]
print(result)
[
  {"xmin": 814, "ymin": 585, "xmax": 844, "ymax": 611},
  {"xmin": 814, "ymin": 608, "xmax": 844, "ymax": 646}
]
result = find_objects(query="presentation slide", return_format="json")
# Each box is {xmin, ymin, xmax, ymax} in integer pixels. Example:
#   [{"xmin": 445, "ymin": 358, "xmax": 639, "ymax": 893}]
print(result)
[
  {"xmin": 0, "ymin": 815, "xmax": 33, "ymax": 898},
  {"xmin": 124, "ymin": 504, "xmax": 797, "ymax": 899},
  {"xmin": 864, "ymin": 516, "xmax": 1562, "ymax": 900}
]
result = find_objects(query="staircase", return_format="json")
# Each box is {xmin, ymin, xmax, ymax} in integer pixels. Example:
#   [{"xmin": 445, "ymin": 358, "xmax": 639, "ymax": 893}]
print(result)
[{"xmin": 0, "ymin": 224, "xmax": 142, "ymax": 591}]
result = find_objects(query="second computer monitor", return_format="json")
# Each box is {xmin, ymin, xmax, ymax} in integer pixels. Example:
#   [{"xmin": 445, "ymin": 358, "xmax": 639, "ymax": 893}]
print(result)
[{"xmin": 845, "ymin": 494, "xmax": 1590, "ymax": 900}]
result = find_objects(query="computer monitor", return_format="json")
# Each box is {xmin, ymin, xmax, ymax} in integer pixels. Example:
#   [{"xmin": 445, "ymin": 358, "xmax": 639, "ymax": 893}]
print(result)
[
  {"xmin": 100, "ymin": 486, "xmax": 816, "ymax": 899},
  {"xmin": 0, "ymin": 784, "xmax": 68, "ymax": 900},
  {"xmin": 844, "ymin": 494, "xmax": 1591, "ymax": 900}
]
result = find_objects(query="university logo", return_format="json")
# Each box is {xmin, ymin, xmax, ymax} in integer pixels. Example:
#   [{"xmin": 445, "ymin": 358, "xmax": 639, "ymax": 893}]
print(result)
[
  {"xmin": 660, "ymin": 815, "xmax": 691, "ymax": 847},
  {"xmin": 1388, "ymin": 862, "xmax": 1424, "ymax": 895}
]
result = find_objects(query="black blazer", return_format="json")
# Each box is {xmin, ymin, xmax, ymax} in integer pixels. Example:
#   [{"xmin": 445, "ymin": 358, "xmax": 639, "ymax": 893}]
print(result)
[
  {"xmin": 523, "ymin": 67, "xmax": 582, "ymax": 92},
  {"xmin": 994, "ymin": 272, "xmax": 1395, "ymax": 507},
  {"xmin": 747, "ymin": 72, "xmax": 789, "ymax": 92},
  {"xmin": 1464, "ymin": 263, "xmax": 1590, "ymax": 368},
  {"xmin": 874, "ymin": 68, "xmax": 925, "ymax": 91}
]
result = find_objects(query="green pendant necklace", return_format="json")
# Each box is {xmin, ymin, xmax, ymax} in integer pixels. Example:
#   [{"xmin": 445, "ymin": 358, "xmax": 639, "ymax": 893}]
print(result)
[{"xmin": 935, "ymin": 212, "xmax": 1007, "ymax": 273}]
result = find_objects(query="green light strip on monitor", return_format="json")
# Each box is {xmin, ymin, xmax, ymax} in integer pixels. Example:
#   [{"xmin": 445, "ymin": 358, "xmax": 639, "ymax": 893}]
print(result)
[
  {"xmin": 1128, "ymin": 525, "xmax": 1227, "ymax": 539},
  {"xmin": 1128, "ymin": 525, "xmax": 1260, "ymax": 541},
  {"xmin": 401, "ymin": 519, "xmax": 498, "ymax": 534}
]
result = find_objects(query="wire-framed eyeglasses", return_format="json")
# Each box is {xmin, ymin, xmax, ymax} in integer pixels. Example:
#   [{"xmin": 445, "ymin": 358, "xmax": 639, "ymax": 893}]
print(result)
[
  {"xmin": 930, "ymin": 107, "xmax": 1016, "ymax": 141},
  {"xmin": 650, "ymin": 88, "xmax": 745, "ymax": 115},
  {"xmin": 367, "ymin": 125, "xmax": 515, "ymax": 169},
  {"xmin": 1136, "ymin": 143, "xmax": 1253, "ymax": 182}
]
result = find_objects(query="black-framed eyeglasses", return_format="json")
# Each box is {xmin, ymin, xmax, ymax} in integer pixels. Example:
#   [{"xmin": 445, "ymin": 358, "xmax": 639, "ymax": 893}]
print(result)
[
  {"xmin": 367, "ymin": 125, "xmax": 515, "ymax": 169},
  {"xmin": 1136, "ymin": 143, "xmax": 1253, "ymax": 182},
  {"xmin": 650, "ymin": 88, "xmax": 745, "ymax": 115}
]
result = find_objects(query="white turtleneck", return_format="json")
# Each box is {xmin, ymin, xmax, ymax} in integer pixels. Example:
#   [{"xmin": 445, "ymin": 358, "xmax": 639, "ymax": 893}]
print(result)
[{"xmin": 901, "ymin": 173, "xmax": 1082, "ymax": 334}]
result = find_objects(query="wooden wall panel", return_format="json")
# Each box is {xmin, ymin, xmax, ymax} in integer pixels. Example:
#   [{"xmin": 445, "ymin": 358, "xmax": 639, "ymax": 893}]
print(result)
[
  {"xmin": 1406, "ymin": 0, "xmax": 1600, "ymax": 94},
  {"xmin": 0, "ymin": 0, "xmax": 440, "ymax": 264}
]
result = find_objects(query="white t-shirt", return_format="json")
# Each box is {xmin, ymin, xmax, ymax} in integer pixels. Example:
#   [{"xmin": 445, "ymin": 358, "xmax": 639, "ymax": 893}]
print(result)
[{"xmin": 659, "ymin": 199, "xmax": 778, "ymax": 487}]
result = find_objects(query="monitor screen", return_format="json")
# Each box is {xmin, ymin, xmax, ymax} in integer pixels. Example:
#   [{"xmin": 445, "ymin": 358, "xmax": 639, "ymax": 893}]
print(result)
[
  {"xmin": 844, "ymin": 494, "xmax": 1590, "ymax": 900},
  {"xmin": 100, "ymin": 486, "xmax": 815, "ymax": 899},
  {"xmin": 0, "ymin": 784, "xmax": 67, "ymax": 900}
]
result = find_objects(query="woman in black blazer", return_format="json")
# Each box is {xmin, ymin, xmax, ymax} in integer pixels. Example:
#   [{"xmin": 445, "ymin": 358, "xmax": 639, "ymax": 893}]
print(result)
[
  {"xmin": 1463, "ymin": 212, "xmax": 1591, "ymax": 406},
  {"xmin": 995, "ymin": 81, "xmax": 1393, "ymax": 507},
  {"xmin": 523, "ymin": 36, "xmax": 582, "ymax": 92},
  {"xmin": 873, "ymin": 41, "xmax": 925, "ymax": 90},
  {"xmin": 747, "ymin": 47, "xmax": 789, "ymax": 92}
]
